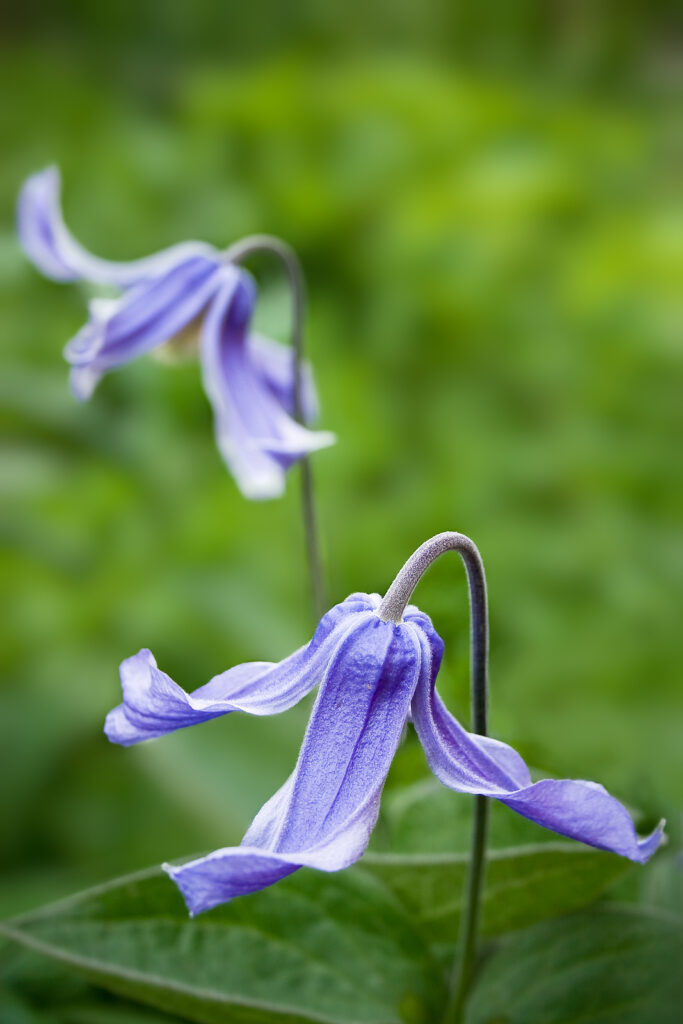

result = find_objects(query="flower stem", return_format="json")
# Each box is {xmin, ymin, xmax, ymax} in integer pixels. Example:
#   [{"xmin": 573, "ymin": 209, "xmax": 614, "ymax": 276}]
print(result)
[
  {"xmin": 224, "ymin": 235, "xmax": 327, "ymax": 619},
  {"xmin": 446, "ymin": 794, "xmax": 489, "ymax": 1022},
  {"xmin": 377, "ymin": 532, "xmax": 490, "ymax": 1023}
]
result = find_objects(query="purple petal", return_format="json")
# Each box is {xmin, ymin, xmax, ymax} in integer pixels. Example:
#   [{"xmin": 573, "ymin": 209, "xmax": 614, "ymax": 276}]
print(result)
[
  {"xmin": 64, "ymin": 256, "xmax": 227, "ymax": 399},
  {"xmin": 164, "ymin": 851, "xmax": 298, "ymax": 913},
  {"xmin": 200, "ymin": 275, "xmax": 335, "ymax": 500},
  {"xmin": 409, "ymin": 617, "xmax": 664, "ymax": 863},
  {"xmin": 248, "ymin": 333, "xmax": 319, "ymax": 423},
  {"xmin": 500, "ymin": 780, "xmax": 665, "ymax": 862},
  {"xmin": 17, "ymin": 166, "xmax": 216, "ymax": 287},
  {"xmin": 105, "ymin": 594, "xmax": 377, "ymax": 746},
  {"xmin": 165, "ymin": 608, "xmax": 426, "ymax": 915}
]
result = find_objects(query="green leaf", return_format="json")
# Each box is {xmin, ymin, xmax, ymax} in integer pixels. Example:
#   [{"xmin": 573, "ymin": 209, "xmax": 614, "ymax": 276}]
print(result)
[
  {"xmin": 361, "ymin": 844, "xmax": 630, "ymax": 943},
  {"xmin": 363, "ymin": 779, "xmax": 632, "ymax": 941},
  {"xmin": 0, "ymin": 938, "xmax": 185, "ymax": 1024},
  {"xmin": 466, "ymin": 905, "xmax": 683, "ymax": 1024},
  {"xmin": 375, "ymin": 776, "xmax": 574, "ymax": 854},
  {"xmin": 1, "ymin": 866, "xmax": 444, "ymax": 1024}
]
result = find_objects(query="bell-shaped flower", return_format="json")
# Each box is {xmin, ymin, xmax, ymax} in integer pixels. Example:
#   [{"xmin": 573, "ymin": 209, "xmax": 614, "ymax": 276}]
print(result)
[
  {"xmin": 201, "ymin": 271, "xmax": 334, "ymax": 498},
  {"xmin": 17, "ymin": 167, "xmax": 331, "ymax": 497},
  {"xmin": 105, "ymin": 593, "xmax": 663, "ymax": 916}
]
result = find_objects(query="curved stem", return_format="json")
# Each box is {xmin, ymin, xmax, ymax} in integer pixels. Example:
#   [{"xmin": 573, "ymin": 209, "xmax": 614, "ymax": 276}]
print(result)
[
  {"xmin": 378, "ymin": 532, "xmax": 490, "ymax": 1023},
  {"xmin": 378, "ymin": 533, "xmax": 488, "ymax": 734},
  {"xmin": 223, "ymin": 235, "xmax": 327, "ymax": 619}
]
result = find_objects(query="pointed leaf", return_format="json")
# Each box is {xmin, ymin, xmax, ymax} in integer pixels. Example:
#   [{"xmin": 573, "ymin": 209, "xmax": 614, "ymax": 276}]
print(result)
[{"xmin": 1, "ymin": 865, "xmax": 444, "ymax": 1024}]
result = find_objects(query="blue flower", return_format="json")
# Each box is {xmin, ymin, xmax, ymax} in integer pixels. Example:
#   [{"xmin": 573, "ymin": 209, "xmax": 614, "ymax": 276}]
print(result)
[
  {"xmin": 105, "ymin": 593, "xmax": 663, "ymax": 916},
  {"xmin": 201, "ymin": 273, "xmax": 333, "ymax": 498},
  {"xmin": 17, "ymin": 167, "xmax": 333, "ymax": 498}
]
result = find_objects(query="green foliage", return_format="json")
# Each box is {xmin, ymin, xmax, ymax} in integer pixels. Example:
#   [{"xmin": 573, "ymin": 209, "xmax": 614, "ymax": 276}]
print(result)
[
  {"xmin": 2, "ymin": 51, "xmax": 679, "ymax": 922},
  {"xmin": 465, "ymin": 906, "xmax": 683, "ymax": 1024},
  {"xmin": 375, "ymin": 775, "xmax": 573, "ymax": 853},
  {"xmin": 1, "ymin": 7, "xmax": 681, "ymax": 1022},
  {"xmin": 3, "ymin": 857, "xmax": 679, "ymax": 1023},
  {"xmin": 0, "ymin": 939, "xmax": 183, "ymax": 1024},
  {"xmin": 363, "ymin": 846, "xmax": 630, "ymax": 944},
  {"xmin": 1, "ymin": 867, "xmax": 444, "ymax": 1024},
  {"xmin": 364, "ymin": 779, "xmax": 632, "ymax": 941}
]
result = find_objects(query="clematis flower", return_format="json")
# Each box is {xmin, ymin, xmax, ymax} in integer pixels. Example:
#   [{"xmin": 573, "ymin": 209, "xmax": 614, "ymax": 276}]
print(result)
[
  {"xmin": 105, "ymin": 592, "xmax": 663, "ymax": 916},
  {"xmin": 17, "ymin": 166, "xmax": 332, "ymax": 498},
  {"xmin": 201, "ymin": 272, "xmax": 334, "ymax": 499}
]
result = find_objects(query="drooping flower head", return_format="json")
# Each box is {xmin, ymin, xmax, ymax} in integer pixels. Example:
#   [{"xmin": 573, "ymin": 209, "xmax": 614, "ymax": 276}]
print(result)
[
  {"xmin": 17, "ymin": 167, "xmax": 334, "ymax": 498},
  {"xmin": 105, "ymin": 544, "xmax": 664, "ymax": 916},
  {"xmin": 201, "ymin": 272, "xmax": 333, "ymax": 499}
]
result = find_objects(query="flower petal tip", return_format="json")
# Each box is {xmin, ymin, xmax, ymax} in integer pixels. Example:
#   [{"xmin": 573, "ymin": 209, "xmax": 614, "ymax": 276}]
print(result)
[
  {"xmin": 236, "ymin": 471, "xmax": 286, "ymax": 502},
  {"xmin": 162, "ymin": 861, "xmax": 179, "ymax": 882},
  {"xmin": 120, "ymin": 648, "xmax": 156, "ymax": 674},
  {"xmin": 103, "ymin": 705, "xmax": 138, "ymax": 747},
  {"xmin": 311, "ymin": 429, "xmax": 336, "ymax": 452},
  {"xmin": 637, "ymin": 818, "xmax": 666, "ymax": 863},
  {"xmin": 17, "ymin": 166, "xmax": 79, "ymax": 283},
  {"xmin": 69, "ymin": 365, "xmax": 102, "ymax": 402},
  {"xmin": 162, "ymin": 861, "xmax": 202, "ymax": 917}
]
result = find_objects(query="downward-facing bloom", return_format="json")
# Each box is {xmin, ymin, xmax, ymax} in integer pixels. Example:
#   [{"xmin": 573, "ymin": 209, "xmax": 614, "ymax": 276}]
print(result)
[
  {"xmin": 105, "ymin": 592, "xmax": 663, "ymax": 916},
  {"xmin": 201, "ymin": 272, "xmax": 333, "ymax": 497},
  {"xmin": 17, "ymin": 167, "xmax": 333, "ymax": 498}
]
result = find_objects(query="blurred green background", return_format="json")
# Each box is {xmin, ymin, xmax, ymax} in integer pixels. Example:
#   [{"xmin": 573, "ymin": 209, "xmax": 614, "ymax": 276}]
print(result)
[{"xmin": 1, "ymin": 0, "xmax": 681, "ymax": 969}]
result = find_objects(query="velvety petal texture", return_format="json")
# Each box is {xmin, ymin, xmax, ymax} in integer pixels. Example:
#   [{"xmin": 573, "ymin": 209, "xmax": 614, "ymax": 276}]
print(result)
[
  {"xmin": 408, "ymin": 615, "xmax": 664, "ymax": 864},
  {"xmin": 164, "ymin": 596, "xmax": 433, "ymax": 914},
  {"xmin": 106, "ymin": 593, "xmax": 663, "ymax": 915},
  {"xmin": 200, "ymin": 272, "xmax": 335, "ymax": 499},
  {"xmin": 105, "ymin": 595, "xmax": 371, "ymax": 746}
]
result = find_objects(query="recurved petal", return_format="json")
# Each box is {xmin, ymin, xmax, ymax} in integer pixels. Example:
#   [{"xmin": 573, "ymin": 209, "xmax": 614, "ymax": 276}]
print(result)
[
  {"xmin": 69, "ymin": 363, "xmax": 105, "ymax": 402},
  {"xmin": 248, "ymin": 333, "xmax": 320, "ymax": 423},
  {"xmin": 201, "ymin": 275, "xmax": 335, "ymax": 500},
  {"xmin": 17, "ymin": 166, "xmax": 217, "ymax": 286},
  {"xmin": 63, "ymin": 256, "xmax": 227, "ymax": 399},
  {"xmin": 164, "ymin": 850, "xmax": 298, "ymax": 914},
  {"xmin": 165, "ymin": 611, "xmax": 426, "ymax": 914},
  {"xmin": 500, "ymin": 780, "xmax": 665, "ymax": 863},
  {"xmin": 409, "ymin": 619, "xmax": 664, "ymax": 863},
  {"xmin": 105, "ymin": 594, "xmax": 375, "ymax": 746}
]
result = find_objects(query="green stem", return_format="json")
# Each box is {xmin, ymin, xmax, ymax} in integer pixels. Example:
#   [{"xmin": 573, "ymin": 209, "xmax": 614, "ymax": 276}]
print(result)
[
  {"xmin": 224, "ymin": 235, "xmax": 327, "ymax": 620},
  {"xmin": 377, "ymin": 532, "xmax": 490, "ymax": 1023},
  {"xmin": 446, "ymin": 794, "xmax": 489, "ymax": 1022}
]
